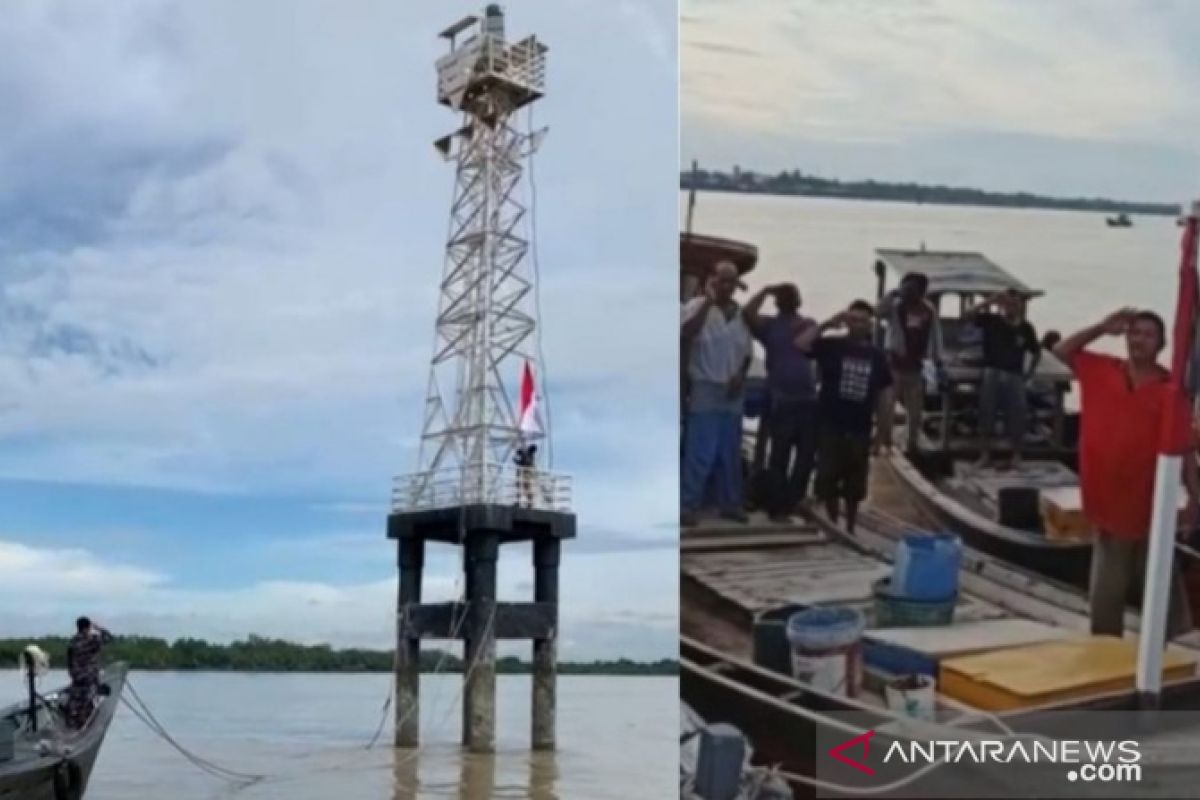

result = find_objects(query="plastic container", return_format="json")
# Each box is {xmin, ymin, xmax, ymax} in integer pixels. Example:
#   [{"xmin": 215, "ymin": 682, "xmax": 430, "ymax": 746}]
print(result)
[
  {"xmin": 892, "ymin": 533, "xmax": 961, "ymax": 600},
  {"xmin": 786, "ymin": 607, "xmax": 865, "ymax": 697},
  {"xmin": 885, "ymin": 674, "xmax": 936, "ymax": 721},
  {"xmin": 752, "ymin": 604, "xmax": 807, "ymax": 677},
  {"xmin": 873, "ymin": 577, "xmax": 956, "ymax": 627},
  {"xmin": 0, "ymin": 717, "xmax": 15, "ymax": 762}
]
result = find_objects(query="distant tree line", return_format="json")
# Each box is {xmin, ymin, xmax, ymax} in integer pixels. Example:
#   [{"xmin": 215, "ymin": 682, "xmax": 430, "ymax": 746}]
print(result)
[
  {"xmin": 0, "ymin": 634, "xmax": 678, "ymax": 675},
  {"xmin": 681, "ymin": 167, "xmax": 1179, "ymax": 216}
]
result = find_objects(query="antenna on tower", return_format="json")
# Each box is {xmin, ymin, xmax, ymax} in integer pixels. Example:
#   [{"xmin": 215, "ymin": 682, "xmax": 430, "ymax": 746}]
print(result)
[{"xmin": 388, "ymin": 6, "xmax": 576, "ymax": 756}]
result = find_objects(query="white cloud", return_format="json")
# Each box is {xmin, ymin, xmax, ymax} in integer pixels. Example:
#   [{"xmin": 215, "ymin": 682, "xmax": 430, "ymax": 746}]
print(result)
[
  {"xmin": 0, "ymin": 1, "xmax": 679, "ymax": 659},
  {"xmin": 684, "ymin": 0, "xmax": 1200, "ymax": 150},
  {"xmin": 0, "ymin": 538, "xmax": 675, "ymax": 660},
  {"xmin": 0, "ymin": 539, "xmax": 164, "ymax": 596}
]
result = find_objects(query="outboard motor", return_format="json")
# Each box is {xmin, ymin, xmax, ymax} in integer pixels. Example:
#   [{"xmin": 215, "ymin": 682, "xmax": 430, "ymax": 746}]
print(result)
[{"xmin": 21, "ymin": 645, "xmax": 49, "ymax": 732}]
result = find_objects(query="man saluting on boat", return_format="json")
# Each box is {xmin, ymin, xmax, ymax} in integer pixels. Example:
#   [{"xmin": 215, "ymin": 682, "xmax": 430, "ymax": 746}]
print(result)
[
  {"xmin": 1055, "ymin": 309, "xmax": 1200, "ymax": 639},
  {"xmin": 877, "ymin": 272, "xmax": 943, "ymax": 453},
  {"xmin": 65, "ymin": 616, "xmax": 113, "ymax": 729},
  {"xmin": 796, "ymin": 300, "xmax": 894, "ymax": 533},
  {"xmin": 680, "ymin": 261, "xmax": 753, "ymax": 526},
  {"xmin": 743, "ymin": 282, "xmax": 818, "ymax": 522},
  {"xmin": 967, "ymin": 288, "xmax": 1040, "ymax": 468}
]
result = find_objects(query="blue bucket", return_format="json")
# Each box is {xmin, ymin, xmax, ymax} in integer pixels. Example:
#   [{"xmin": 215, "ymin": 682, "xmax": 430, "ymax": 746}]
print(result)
[
  {"xmin": 892, "ymin": 533, "xmax": 961, "ymax": 601},
  {"xmin": 786, "ymin": 607, "xmax": 865, "ymax": 697}
]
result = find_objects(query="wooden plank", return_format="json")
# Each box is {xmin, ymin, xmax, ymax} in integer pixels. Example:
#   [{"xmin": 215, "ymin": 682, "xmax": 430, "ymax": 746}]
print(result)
[
  {"xmin": 864, "ymin": 620, "xmax": 1069, "ymax": 658},
  {"xmin": 682, "ymin": 533, "xmax": 828, "ymax": 553},
  {"xmin": 682, "ymin": 518, "xmax": 822, "ymax": 539}
]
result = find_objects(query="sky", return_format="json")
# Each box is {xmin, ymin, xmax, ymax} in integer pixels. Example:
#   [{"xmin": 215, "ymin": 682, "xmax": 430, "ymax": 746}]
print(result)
[
  {"xmin": 0, "ymin": 0, "xmax": 678, "ymax": 660},
  {"xmin": 683, "ymin": 0, "xmax": 1200, "ymax": 202}
]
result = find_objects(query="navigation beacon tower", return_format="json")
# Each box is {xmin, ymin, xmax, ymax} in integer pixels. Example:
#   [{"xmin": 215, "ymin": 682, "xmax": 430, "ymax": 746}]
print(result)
[{"xmin": 387, "ymin": 5, "xmax": 575, "ymax": 755}]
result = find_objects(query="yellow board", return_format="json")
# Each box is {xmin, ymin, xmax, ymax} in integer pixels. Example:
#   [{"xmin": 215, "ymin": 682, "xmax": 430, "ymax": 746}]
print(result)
[
  {"xmin": 1038, "ymin": 487, "xmax": 1093, "ymax": 541},
  {"xmin": 939, "ymin": 636, "xmax": 1197, "ymax": 711}
]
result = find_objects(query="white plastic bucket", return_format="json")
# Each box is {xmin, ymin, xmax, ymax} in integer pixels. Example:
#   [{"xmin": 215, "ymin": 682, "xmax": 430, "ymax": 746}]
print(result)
[
  {"xmin": 785, "ymin": 607, "xmax": 865, "ymax": 697},
  {"xmin": 884, "ymin": 674, "xmax": 935, "ymax": 721}
]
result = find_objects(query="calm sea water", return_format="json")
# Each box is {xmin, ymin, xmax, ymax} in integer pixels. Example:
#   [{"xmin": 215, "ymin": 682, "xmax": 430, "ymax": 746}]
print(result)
[
  {"xmin": 59, "ymin": 672, "xmax": 675, "ymax": 799},
  {"xmin": 687, "ymin": 192, "xmax": 1181, "ymax": 369}
]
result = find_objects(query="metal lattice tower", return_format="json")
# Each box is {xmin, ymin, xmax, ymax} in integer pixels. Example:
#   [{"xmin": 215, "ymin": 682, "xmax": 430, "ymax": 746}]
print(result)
[
  {"xmin": 396, "ymin": 4, "xmax": 568, "ymax": 513},
  {"xmin": 387, "ymin": 7, "xmax": 576, "ymax": 755}
]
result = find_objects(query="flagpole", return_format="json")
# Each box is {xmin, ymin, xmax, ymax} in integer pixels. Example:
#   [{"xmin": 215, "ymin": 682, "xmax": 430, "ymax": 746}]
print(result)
[
  {"xmin": 685, "ymin": 159, "xmax": 698, "ymax": 236},
  {"xmin": 1136, "ymin": 200, "xmax": 1200, "ymax": 708}
]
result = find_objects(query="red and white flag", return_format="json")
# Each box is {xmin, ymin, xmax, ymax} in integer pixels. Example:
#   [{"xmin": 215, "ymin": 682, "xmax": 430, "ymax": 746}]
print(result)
[
  {"xmin": 518, "ymin": 361, "xmax": 542, "ymax": 437},
  {"xmin": 1161, "ymin": 210, "xmax": 1200, "ymax": 454}
]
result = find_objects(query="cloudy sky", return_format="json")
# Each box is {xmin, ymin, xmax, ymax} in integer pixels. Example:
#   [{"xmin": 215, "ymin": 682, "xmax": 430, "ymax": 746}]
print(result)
[
  {"xmin": 0, "ymin": 0, "xmax": 677, "ymax": 660},
  {"xmin": 683, "ymin": 0, "xmax": 1200, "ymax": 201}
]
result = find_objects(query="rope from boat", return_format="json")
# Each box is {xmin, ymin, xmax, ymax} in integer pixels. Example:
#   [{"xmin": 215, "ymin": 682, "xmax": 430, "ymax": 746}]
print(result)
[
  {"xmin": 525, "ymin": 102, "xmax": 554, "ymax": 469},
  {"xmin": 425, "ymin": 597, "xmax": 499, "ymax": 740},
  {"xmin": 365, "ymin": 594, "xmax": 472, "ymax": 750},
  {"xmin": 366, "ymin": 540, "xmax": 474, "ymax": 750},
  {"xmin": 121, "ymin": 678, "xmax": 264, "ymax": 785}
]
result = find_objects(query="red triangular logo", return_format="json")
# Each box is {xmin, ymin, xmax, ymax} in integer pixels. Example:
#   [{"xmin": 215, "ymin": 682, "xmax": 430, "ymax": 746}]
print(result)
[{"xmin": 828, "ymin": 729, "xmax": 875, "ymax": 775}]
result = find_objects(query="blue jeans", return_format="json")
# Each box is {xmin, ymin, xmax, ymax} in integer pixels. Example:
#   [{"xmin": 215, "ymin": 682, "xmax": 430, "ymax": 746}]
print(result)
[
  {"xmin": 979, "ymin": 368, "xmax": 1028, "ymax": 450},
  {"xmin": 682, "ymin": 408, "xmax": 743, "ymax": 514}
]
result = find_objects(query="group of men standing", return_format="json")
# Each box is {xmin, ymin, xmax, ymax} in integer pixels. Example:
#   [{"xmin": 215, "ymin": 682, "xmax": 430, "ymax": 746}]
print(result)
[
  {"xmin": 681, "ymin": 264, "xmax": 965, "ymax": 532},
  {"xmin": 681, "ymin": 257, "xmax": 1200, "ymax": 642},
  {"xmin": 681, "ymin": 264, "xmax": 1059, "ymax": 531}
]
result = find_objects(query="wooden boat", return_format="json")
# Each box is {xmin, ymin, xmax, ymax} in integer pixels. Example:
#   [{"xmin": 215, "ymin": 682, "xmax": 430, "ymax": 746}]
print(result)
[
  {"xmin": 1106, "ymin": 213, "xmax": 1133, "ymax": 228},
  {"xmin": 871, "ymin": 248, "xmax": 1093, "ymax": 586},
  {"xmin": 682, "ymin": 515, "xmax": 1200, "ymax": 798},
  {"xmin": 0, "ymin": 662, "xmax": 127, "ymax": 800},
  {"xmin": 680, "ymin": 232, "xmax": 758, "ymax": 304}
]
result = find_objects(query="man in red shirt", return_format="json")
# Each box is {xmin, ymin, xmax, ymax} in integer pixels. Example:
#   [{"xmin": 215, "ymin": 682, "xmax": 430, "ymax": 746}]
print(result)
[{"xmin": 1055, "ymin": 308, "xmax": 1200, "ymax": 638}]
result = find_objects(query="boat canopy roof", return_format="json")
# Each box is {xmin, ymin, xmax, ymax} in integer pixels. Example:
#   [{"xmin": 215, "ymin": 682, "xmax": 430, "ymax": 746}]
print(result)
[
  {"xmin": 874, "ymin": 248, "xmax": 1042, "ymax": 298},
  {"xmin": 681, "ymin": 232, "xmax": 758, "ymax": 278}
]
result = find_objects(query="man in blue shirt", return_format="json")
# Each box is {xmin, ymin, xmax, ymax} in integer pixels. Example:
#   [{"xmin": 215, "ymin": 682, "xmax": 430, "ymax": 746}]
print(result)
[{"xmin": 744, "ymin": 283, "xmax": 818, "ymax": 521}]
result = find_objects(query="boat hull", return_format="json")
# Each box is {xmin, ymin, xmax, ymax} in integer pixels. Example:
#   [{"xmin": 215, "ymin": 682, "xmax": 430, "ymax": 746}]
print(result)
[
  {"xmin": 683, "ymin": 636, "xmax": 1200, "ymax": 798},
  {"xmin": 0, "ymin": 663, "xmax": 127, "ymax": 800},
  {"xmin": 887, "ymin": 451, "xmax": 1092, "ymax": 587}
]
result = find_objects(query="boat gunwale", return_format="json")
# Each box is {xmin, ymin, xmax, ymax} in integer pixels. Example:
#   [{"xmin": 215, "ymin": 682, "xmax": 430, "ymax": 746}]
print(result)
[
  {"xmin": 885, "ymin": 450, "xmax": 1090, "ymax": 552},
  {"xmin": 0, "ymin": 661, "xmax": 128, "ymax": 782}
]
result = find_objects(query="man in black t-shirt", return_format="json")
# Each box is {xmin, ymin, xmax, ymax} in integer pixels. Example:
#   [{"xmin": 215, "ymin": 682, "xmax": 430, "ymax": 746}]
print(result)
[
  {"xmin": 967, "ymin": 289, "xmax": 1040, "ymax": 467},
  {"xmin": 795, "ymin": 300, "xmax": 894, "ymax": 532}
]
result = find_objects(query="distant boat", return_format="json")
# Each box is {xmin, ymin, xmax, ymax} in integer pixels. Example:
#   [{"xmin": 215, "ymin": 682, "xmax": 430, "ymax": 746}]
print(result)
[{"xmin": 1106, "ymin": 212, "xmax": 1133, "ymax": 227}]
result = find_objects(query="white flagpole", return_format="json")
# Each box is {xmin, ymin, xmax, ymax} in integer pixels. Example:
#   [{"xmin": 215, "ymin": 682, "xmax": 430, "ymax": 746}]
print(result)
[
  {"xmin": 1136, "ymin": 200, "xmax": 1200, "ymax": 708},
  {"xmin": 1136, "ymin": 456, "xmax": 1183, "ymax": 706}
]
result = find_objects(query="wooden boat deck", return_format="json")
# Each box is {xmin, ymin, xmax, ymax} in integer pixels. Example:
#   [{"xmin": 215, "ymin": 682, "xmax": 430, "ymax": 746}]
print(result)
[
  {"xmin": 683, "ymin": 536, "xmax": 1010, "ymax": 627},
  {"xmin": 683, "ymin": 500, "xmax": 1200, "ymax": 712}
]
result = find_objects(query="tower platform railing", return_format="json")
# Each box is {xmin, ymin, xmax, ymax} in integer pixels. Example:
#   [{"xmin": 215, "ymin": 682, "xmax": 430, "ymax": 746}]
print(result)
[
  {"xmin": 392, "ymin": 463, "xmax": 572, "ymax": 513},
  {"xmin": 436, "ymin": 33, "xmax": 547, "ymax": 109}
]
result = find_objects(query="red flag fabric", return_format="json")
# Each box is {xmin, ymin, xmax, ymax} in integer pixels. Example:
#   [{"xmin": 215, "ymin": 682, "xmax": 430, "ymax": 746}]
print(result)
[
  {"xmin": 518, "ymin": 361, "xmax": 541, "ymax": 436},
  {"xmin": 1161, "ymin": 212, "xmax": 1200, "ymax": 454}
]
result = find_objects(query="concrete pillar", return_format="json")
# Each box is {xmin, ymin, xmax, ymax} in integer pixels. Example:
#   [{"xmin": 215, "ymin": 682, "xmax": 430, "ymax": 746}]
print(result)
[
  {"xmin": 461, "ymin": 560, "xmax": 475, "ymax": 747},
  {"xmin": 395, "ymin": 537, "xmax": 424, "ymax": 748},
  {"xmin": 532, "ymin": 538, "xmax": 560, "ymax": 750},
  {"xmin": 464, "ymin": 534, "xmax": 498, "ymax": 753}
]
